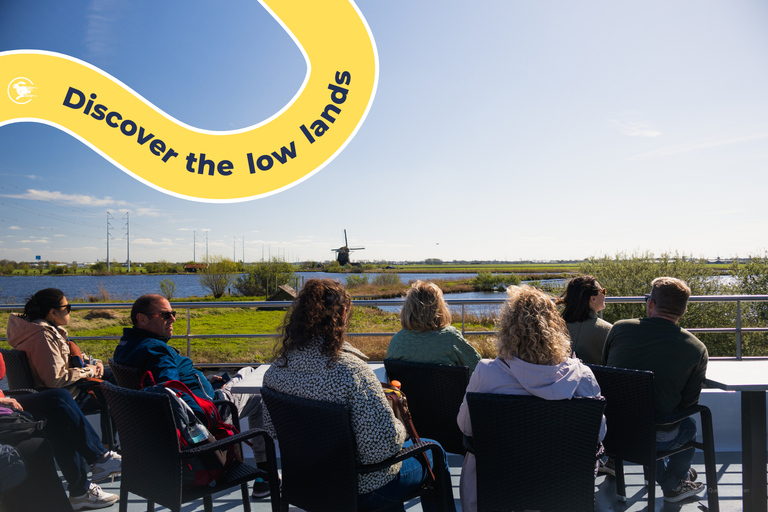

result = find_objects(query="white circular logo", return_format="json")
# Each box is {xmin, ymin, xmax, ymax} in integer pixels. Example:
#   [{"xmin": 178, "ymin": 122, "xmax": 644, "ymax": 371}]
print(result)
[{"xmin": 7, "ymin": 77, "xmax": 37, "ymax": 104}]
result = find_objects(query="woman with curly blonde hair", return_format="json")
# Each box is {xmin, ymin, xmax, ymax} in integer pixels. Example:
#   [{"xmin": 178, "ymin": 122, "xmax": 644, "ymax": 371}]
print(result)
[
  {"xmin": 456, "ymin": 285, "xmax": 605, "ymax": 512},
  {"xmin": 386, "ymin": 280, "xmax": 481, "ymax": 371}
]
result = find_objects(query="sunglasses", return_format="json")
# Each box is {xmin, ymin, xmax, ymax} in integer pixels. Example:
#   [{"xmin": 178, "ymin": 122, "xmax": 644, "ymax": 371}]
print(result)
[
  {"xmin": 147, "ymin": 311, "xmax": 176, "ymax": 320},
  {"xmin": 56, "ymin": 304, "xmax": 72, "ymax": 313}
]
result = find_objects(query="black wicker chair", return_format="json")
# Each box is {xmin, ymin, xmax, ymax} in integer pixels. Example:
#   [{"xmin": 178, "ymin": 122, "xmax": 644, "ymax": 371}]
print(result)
[
  {"xmin": 100, "ymin": 381, "xmax": 278, "ymax": 512},
  {"xmin": 0, "ymin": 347, "xmax": 114, "ymax": 450},
  {"xmin": 107, "ymin": 358, "xmax": 144, "ymax": 390},
  {"xmin": 107, "ymin": 358, "xmax": 240, "ymax": 426},
  {"xmin": 465, "ymin": 392, "xmax": 606, "ymax": 512},
  {"xmin": 383, "ymin": 359, "xmax": 470, "ymax": 454},
  {"xmin": 588, "ymin": 364, "xmax": 719, "ymax": 512},
  {"xmin": 261, "ymin": 386, "xmax": 451, "ymax": 512}
]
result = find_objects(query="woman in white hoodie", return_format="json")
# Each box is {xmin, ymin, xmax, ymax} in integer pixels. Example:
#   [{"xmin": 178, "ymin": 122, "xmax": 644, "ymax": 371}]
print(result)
[{"xmin": 456, "ymin": 285, "xmax": 606, "ymax": 512}]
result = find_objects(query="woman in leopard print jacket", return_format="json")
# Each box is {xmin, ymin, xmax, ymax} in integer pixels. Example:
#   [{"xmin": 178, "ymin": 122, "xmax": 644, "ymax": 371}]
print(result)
[{"xmin": 263, "ymin": 279, "xmax": 455, "ymax": 511}]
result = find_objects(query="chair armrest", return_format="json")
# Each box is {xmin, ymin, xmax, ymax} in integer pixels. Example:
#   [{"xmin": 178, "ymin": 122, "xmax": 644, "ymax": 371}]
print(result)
[
  {"xmin": 358, "ymin": 440, "xmax": 445, "ymax": 474},
  {"xmin": 5, "ymin": 389, "xmax": 37, "ymax": 396},
  {"xmin": 656, "ymin": 404, "xmax": 709, "ymax": 427},
  {"xmin": 74, "ymin": 378, "xmax": 104, "ymax": 390},
  {"xmin": 179, "ymin": 428, "xmax": 272, "ymax": 459},
  {"xmin": 213, "ymin": 400, "xmax": 240, "ymax": 426},
  {"xmin": 463, "ymin": 435, "xmax": 475, "ymax": 455}
]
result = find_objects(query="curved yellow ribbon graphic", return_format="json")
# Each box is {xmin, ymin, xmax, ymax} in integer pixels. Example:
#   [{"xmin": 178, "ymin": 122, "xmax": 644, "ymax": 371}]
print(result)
[{"xmin": 0, "ymin": 0, "xmax": 377, "ymax": 202}]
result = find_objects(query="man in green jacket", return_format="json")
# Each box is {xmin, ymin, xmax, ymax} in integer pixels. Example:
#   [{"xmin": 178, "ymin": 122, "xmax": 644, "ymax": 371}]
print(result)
[{"xmin": 602, "ymin": 277, "xmax": 708, "ymax": 503}]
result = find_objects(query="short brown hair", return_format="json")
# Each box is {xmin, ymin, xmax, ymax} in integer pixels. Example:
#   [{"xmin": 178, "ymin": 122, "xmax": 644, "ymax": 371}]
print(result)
[
  {"xmin": 400, "ymin": 280, "xmax": 452, "ymax": 331},
  {"xmin": 131, "ymin": 294, "xmax": 166, "ymax": 326},
  {"xmin": 650, "ymin": 277, "xmax": 691, "ymax": 318},
  {"xmin": 496, "ymin": 285, "xmax": 571, "ymax": 366}
]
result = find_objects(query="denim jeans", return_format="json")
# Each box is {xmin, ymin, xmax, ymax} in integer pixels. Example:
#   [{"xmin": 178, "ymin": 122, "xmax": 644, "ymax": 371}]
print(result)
[
  {"xmin": 655, "ymin": 416, "xmax": 697, "ymax": 491},
  {"xmin": 357, "ymin": 438, "xmax": 456, "ymax": 512},
  {"xmin": 17, "ymin": 388, "xmax": 107, "ymax": 496}
]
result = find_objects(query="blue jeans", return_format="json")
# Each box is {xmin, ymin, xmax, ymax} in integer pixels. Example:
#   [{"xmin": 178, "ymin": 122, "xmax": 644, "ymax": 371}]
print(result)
[
  {"xmin": 17, "ymin": 388, "xmax": 107, "ymax": 496},
  {"xmin": 357, "ymin": 439, "xmax": 456, "ymax": 512},
  {"xmin": 655, "ymin": 417, "xmax": 697, "ymax": 491}
]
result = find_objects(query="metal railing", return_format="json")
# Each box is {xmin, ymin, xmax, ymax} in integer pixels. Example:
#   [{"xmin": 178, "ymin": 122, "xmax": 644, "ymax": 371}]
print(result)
[{"xmin": 3, "ymin": 294, "xmax": 768, "ymax": 360}]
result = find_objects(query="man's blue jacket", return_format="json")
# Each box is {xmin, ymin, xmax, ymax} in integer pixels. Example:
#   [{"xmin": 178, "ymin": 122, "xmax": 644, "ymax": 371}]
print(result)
[{"xmin": 113, "ymin": 327, "xmax": 216, "ymax": 416}]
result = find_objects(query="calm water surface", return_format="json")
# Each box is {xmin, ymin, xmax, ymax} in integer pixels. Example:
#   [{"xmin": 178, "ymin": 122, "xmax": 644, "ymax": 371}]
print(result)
[{"xmin": 0, "ymin": 272, "xmax": 556, "ymax": 316}]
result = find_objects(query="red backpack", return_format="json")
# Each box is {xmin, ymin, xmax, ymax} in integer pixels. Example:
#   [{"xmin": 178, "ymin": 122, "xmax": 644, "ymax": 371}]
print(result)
[{"xmin": 142, "ymin": 373, "xmax": 244, "ymax": 487}]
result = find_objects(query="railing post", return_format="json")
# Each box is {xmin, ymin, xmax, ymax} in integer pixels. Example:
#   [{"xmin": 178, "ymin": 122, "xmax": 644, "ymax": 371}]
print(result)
[
  {"xmin": 186, "ymin": 306, "xmax": 192, "ymax": 358},
  {"xmin": 736, "ymin": 300, "xmax": 742, "ymax": 360},
  {"xmin": 461, "ymin": 304, "xmax": 466, "ymax": 335}
]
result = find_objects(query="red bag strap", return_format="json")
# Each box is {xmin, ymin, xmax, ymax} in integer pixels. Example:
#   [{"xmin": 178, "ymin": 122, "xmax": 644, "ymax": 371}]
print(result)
[
  {"xmin": 140, "ymin": 370, "xmax": 156, "ymax": 388},
  {"xmin": 160, "ymin": 380, "xmax": 223, "ymax": 428}
]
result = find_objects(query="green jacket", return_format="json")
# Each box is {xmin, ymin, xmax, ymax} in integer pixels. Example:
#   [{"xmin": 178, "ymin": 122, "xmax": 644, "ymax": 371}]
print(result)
[
  {"xmin": 385, "ymin": 326, "xmax": 481, "ymax": 372},
  {"xmin": 566, "ymin": 311, "xmax": 612, "ymax": 365},
  {"xmin": 602, "ymin": 317, "xmax": 708, "ymax": 425}
]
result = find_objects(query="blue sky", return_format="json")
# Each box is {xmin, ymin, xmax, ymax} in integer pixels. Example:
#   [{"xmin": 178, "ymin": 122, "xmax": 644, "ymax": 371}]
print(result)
[{"xmin": 1, "ymin": 0, "xmax": 767, "ymax": 264}]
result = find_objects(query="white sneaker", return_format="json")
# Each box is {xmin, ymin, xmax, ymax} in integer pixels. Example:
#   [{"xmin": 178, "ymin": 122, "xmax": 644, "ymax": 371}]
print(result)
[
  {"xmin": 91, "ymin": 451, "xmax": 122, "ymax": 481},
  {"xmin": 70, "ymin": 483, "xmax": 119, "ymax": 510}
]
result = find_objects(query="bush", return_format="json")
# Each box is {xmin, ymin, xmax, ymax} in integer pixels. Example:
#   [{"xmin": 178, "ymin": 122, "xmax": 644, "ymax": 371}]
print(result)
[
  {"xmin": 371, "ymin": 273, "xmax": 401, "ymax": 287},
  {"xmin": 473, "ymin": 272, "xmax": 521, "ymax": 291},
  {"xmin": 346, "ymin": 274, "xmax": 370, "ymax": 289},
  {"xmin": 234, "ymin": 257, "xmax": 295, "ymax": 297},
  {"xmin": 325, "ymin": 261, "xmax": 342, "ymax": 273},
  {"xmin": 198, "ymin": 255, "xmax": 238, "ymax": 298},
  {"xmin": 160, "ymin": 278, "xmax": 176, "ymax": 300}
]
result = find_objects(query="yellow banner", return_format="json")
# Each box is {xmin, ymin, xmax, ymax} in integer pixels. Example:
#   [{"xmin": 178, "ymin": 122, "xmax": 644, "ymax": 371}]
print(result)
[{"xmin": 0, "ymin": 0, "xmax": 377, "ymax": 202}]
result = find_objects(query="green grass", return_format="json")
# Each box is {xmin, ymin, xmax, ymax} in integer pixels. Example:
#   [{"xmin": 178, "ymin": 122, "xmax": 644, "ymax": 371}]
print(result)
[{"xmin": 0, "ymin": 303, "xmax": 497, "ymax": 365}]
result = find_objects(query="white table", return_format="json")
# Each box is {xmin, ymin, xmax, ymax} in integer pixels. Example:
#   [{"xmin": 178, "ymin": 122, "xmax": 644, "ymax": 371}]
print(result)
[
  {"xmin": 705, "ymin": 359, "xmax": 768, "ymax": 512},
  {"xmin": 230, "ymin": 363, "xmax": 387, "ymax": 394}
]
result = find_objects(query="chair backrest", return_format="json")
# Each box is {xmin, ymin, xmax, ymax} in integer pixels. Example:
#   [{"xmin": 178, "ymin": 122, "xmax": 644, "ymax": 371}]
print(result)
[
  {"xmin": 467, "ymin": 392, "xmax": 606, "ymax": 512},
  {"xmin": 100, "ymin": 381, "xmax": 184, "ymax": 509},
  {"xmin": 587, "ymin": 364, "xmax": 657, "ymax": 466},
  {"xmin": 108, "ymin": 358, "xmax": 144, "ymax": 390},
  {"xmin": 0, "ymin": 348, "xmax": 37, "ymax": 390},
  {"xmin": 383, "ymin": 358, "xmax": 470, "ymax": 454},
  {"xmin": 261, "ymin": 386, "xmax": 359, "ymax": 512}
]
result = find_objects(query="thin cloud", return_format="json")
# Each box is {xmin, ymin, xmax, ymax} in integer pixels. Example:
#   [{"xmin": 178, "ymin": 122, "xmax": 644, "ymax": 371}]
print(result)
[
  {"xmin": 610, "ymin": 120, "xmax": 662, "ymax": 138},
  {"xmin": 84, "ymin": 0, "xmax": 127, "ymax": 62},
  {"xmin": 629, "ymin": 133, "xmax": 768, "ymax": 160},
  {"xmin": 3, "ymin": 189, "xmax": 130, "ymax": 207},
  {"xmin": 9, "ymin": 226, "xmax": 21, "ymax": 230}
]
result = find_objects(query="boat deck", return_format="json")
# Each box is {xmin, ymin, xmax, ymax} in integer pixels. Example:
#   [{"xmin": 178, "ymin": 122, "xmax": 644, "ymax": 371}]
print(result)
[{"xmin": 93, "ymin": 451, "xmax": 744, "ymax": 511}]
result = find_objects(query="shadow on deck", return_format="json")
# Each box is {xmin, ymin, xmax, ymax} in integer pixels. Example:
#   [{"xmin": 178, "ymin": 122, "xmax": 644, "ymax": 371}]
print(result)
[{"xmin": 92, "ymin": 451, "xmax": 747, "ymax": 512}]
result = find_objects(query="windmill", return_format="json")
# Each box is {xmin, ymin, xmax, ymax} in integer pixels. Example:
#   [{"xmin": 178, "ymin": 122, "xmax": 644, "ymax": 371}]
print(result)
[{"xmin": 332, "ymin": 229, "xmax": 364, "ymax": 266}]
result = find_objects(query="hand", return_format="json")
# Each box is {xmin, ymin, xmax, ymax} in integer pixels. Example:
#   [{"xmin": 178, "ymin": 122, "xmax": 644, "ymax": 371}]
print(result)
[
  {"xmin": 87, "ymin": 364, "xmax": 103, "ymax": 378},
  {"xmin": 0, "ymin": 397, "xmax": 22, "ymax": 411},
  {"xmin": 207, "ymin": 374, "xmax": 224, "ymax": 384},
  {"xmin": 95, "ymin": 360, "xmax": 104, "ymax": 375}
]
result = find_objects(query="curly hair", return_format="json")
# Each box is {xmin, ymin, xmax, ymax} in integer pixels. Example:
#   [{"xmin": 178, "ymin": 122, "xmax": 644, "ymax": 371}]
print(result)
[
  {"xmin": 557, "ymin": 275, "xmax": 601, "ymax": 323},
  {"xmin": 23, "ymin": 288, "xmax": 66, "ymax": 322},
  {"xmin": 275, "ymin": 279, "xmax": 352, "ymax": 364},
  {"xmin": 400, "ymin": 280, "xmax": 452, "ymax": 331},
  {"xmin": 496, "ymin": 285, "xmax": 571, "ymax": 366}
]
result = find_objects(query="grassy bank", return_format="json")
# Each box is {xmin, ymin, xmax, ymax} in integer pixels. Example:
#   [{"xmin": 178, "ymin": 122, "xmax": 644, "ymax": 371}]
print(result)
[{"xmin": 0, "ymin": 303, "xmax": 497, "ymax": 365}]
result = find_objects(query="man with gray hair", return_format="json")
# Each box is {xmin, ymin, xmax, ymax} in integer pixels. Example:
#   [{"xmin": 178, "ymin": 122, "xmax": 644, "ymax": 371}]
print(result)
[{"xmin": 602, "ymin": 277, "xmax": 709, "ymax": 503}]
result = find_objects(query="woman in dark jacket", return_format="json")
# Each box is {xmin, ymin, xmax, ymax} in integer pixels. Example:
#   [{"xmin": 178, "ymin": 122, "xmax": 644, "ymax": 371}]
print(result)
[{"xmin": 558, "ymin": 275, "xmax": 612, "ymax": 365}]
